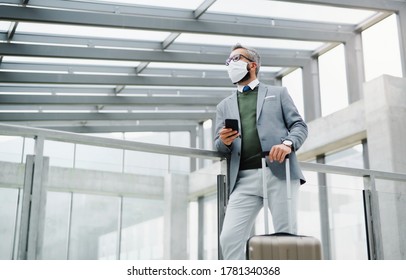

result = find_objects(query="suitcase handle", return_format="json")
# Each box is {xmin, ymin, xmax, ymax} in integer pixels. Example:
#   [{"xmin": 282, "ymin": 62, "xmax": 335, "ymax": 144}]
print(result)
[
  {"xmin": 261, "ymin": 151, "xmax": 290, "ymax": 159},
  {"xmin": 261, "ymin": 151, "xmax": 293, "ymax": 234}
]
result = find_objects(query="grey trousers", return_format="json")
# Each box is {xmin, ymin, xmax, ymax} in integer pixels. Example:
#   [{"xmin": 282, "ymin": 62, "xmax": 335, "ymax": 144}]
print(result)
[{"xmin": 220, "ymin": 168, "xmax": 300, "ymax": 260}]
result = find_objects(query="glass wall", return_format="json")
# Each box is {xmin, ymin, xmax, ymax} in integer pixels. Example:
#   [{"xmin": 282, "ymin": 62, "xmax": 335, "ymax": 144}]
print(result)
[
  {"xmin": 202, "ymin": 194, "xmax": 217, "ymax": 260},
  {"xmin": 282, "ymin": 68, "xmax": 305, "ymax": 120},
  {"xmin": 38, "ymin": 138, "xmax": 220, "ymax": 260},
  {"xmin": 319, "ymin": 44, "xmax": 349, "ymax": 117},
  {"xmin": 374, "ymin": 179, "xmax": 406, "ymax": 259},
  {"xmin": 2, "ymin": 128, "xmax": 405, "ymax": 260},
  {"xmin": 0, "ymin": 188, "xmax": 20, "ymax": 260},
  {"xmin": 362, "ymin": 14, "xmax": 402, "ymax": 82},
  {"xmin": 297, "ymin": 168, "xmax": 322, "ymax": 240},
  {"xmin": 325, "ymin": 144, "xmax": 367, "ymax": 259},
  {"xmin": 0, "ymin": 136, "xmax": 33, "ymax": 260}
]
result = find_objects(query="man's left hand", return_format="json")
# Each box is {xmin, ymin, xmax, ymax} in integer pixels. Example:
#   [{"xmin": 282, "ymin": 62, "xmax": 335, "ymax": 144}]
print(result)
[{"xmin": 268, "ymin": 144, "xmax": 291, "ymax": 163}]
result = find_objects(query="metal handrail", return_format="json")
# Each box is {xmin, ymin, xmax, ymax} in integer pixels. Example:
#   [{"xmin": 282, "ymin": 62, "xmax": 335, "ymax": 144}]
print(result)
[
  {"xmin": 0, "ymin": 123, "xmax": 225, "ymax": 160},
  {"xmin": 1, "ymin": 123, "xmax": 406, "ymax": 181},
  {"xmin": 300, "ymin": 162, "xmax": 406, "ymax": 182}
]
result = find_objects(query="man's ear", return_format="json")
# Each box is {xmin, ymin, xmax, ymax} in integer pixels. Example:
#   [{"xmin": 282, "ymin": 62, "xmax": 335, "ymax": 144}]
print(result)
[{"xmin": 248, "ymin": 62, "xmax": 257, "ymax": 71}]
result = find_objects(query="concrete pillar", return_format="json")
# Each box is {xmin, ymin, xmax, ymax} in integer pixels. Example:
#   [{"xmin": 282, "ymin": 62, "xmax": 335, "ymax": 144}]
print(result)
[
  {"xmin": 345, "ymin": 34, "xmax": 365, "ymax": 103},
  {"xmin": 163, "ymin": 173, "xmax": 189, "ymax": 260},
  {"xmin": 302, "ymin": 59, "xmax": 322, "ymax": 121},
  {"xmin": 364, "ymin": 75, "xmax": 406, "ymax": 259}
]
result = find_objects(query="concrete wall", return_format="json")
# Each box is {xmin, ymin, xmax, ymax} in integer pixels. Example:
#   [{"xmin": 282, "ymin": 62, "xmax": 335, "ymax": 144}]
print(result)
[{"xmin": 363, "ymin": 75, "xmax": 406, "ymax": 259}]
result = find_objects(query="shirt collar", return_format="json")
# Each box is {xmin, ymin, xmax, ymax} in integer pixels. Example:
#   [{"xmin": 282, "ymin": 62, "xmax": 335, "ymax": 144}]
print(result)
[{"xmin": 237, "ymin": 79, "xmax": 260, "ymax": 93}]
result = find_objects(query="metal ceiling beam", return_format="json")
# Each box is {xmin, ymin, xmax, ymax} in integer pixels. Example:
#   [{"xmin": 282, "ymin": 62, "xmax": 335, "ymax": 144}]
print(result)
[
  {"xmin": 0, "ymin": 6, "xmax": 353, "ymax": 42},
  {"xmin": 0, "ymin": 43, "xmax": 310, "ymax": 67},
  {"xmin": 0, "ymin": 85, "xmax": 234, "ymax": 96},
  {"xmin": 0, "ymin": 72, "xmax": 276, "ymax": 86},
  {"xmin": 194, "ymin": 0, "xmax": 217, "ymax": 19},
  {"xmin": 0, "ymin": 33, "xmax": 315, "ymax": 60},
  {"xmin": 0, "ymin": 72, "xmax": 235, "ymax": 86},
  {"xmin": 0, "ymin": 112, "xmax": 216, "ymax": 122},
  {"xmin": 0, "ymin": 62, "xmax": 280, "ymax": 80},
  {"xmin": 0, "ymin": 42, "xmax": 224, "ymax": 64},
  {"xmin": 4, "ymin": 119, "xmax": 202, "ymax": 128},
  {"xmin": 0, "ymin": 32, "xmax": 316, "ymax": 57},
  {"xmin": 0, "ymin": 94, "xmax": 223, "ymax": 106},
  {"xmin": 0, "ymin": 105, "xmax": 218, "ymax": 112},
  {"xmin": 0, "ymin": 62, "xmax": 230, "ymax": 78},
  {"xmin": 8, "ymin": 0, "xmax": 193, "ymax": 18},
  {"xmin": 38, "ymin": 125, "xmax": 197, "ymax": 134},
  {"xmin": 2, "ymin": 33, "xmax": 162, "ymax": 50},
  {"xmin": 275, "ymin": 0, "xmax": 403, "ymax": 11}
]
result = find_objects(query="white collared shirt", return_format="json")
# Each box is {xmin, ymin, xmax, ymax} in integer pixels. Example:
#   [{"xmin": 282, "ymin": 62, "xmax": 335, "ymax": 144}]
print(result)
[{"xmin": 237, "ymin": 79, "xmax": 260, "ymax": 92}]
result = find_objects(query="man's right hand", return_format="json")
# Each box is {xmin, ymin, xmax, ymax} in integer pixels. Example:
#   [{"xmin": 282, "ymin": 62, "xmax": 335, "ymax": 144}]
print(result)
[{"xmin": 219, "ymin": 127, "xmax": 239, "ymax": 146}]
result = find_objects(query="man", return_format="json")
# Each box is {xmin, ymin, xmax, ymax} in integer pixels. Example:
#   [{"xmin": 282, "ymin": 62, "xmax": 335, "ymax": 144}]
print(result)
[{"xmin": 214, "ymin": 43, "xmax": 308, "ymax": 260}]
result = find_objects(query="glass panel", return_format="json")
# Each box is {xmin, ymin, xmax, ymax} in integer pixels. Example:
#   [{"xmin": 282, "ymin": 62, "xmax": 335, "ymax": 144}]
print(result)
[
  {"xmin": 0, "ymin": 188, "xmax": 19, "ymax": 260},
  {"xmin": 75, "ymin": 144, "xmax": 123, "ymax": 172},
  {"xmin": 120, "ymin": 197, "xmax": 164, "ymax": 260},
  {"xmin": 325, "ymin": 144, "xmax": 367, "ymax": 259},
  {"xmin": 188, "ymin": 200, "xmax": 198, "ymax": 260},
  {"xmin": 297, "ymin": 170, "xmax": 321, "ymax": 240},
  {"xmin": 176, "ymin": 33, "xmax": 323, "ymax": 50},
  {"xmin": 124, "ymin": 150, "xmax": 168, "ymax": 176},
  {"xmin": 22, "ymin": 137, "xmax": 35, "ymax": 164},
  {"xmin": 209, "ymin": 0, "xmax": 375, "ymax": 24},
  {"xmin": 325, "ymin": 144, "xmax": 364, "ymax": 169},
  {"xmin": 85, "ymin": 0, "xmax": 204, "ymax": 10},
  {"xmin": 34, "ymin": 133, "xmax": 222, "ymax": 260},
  {"xmin": 327, "ymin": 182, "xmax": 367, "ymax": 259},
  {"xmin": 282, "ymin": 68, "xmax": 305, "ymax": 120},
  {"xmin": 124, "ymin": 132, "xmax": 169, "ymax": 176},
  {"xmin": 0, "ymin": 136, "xmax": 23, "ymax": 163},
  {"xmin": 68, "ymin": 193, "xmax": 120, "ymax": 260},
  {"xmin": 4, "ymin": 56, "xmax": 141, "ymax": 67},
  {"xmin": 17, "ymin": 22, "xmax": 169, "ymax": 41},
  {"xmin": 41, "ymin": 192, "xmax": 71, "ymax": 260},
  {"xmin": 148, "ymin": 62, "xmax": 226, "ymax": 71},
  {"xmin": 362, "ymin": 14, "xmax": 402, "ymax": 82},
  {"xmin": 375, "ymin": 179, "xmax": 406, "ymax": 259},
  {"xmin": 0, "ymin": 143, "xmax": 25, "ymax": 259},
  {"xmin": 203, "ymin": 194, "xmax": 217, "ymax": 260},
  {"xmin": 44, "ymin": 140, "xmax": 74, "ymax": 168},
  {"xmin": 319, "ymin": 44, "xmax": 348, "ymax": 117},
  {"xmin": 0, "ymin": 21, "xmax": 11, "ymax": 32},
  {"xmin": 169, "ymin": 132, "xmax": 190, "ymax": 173}
]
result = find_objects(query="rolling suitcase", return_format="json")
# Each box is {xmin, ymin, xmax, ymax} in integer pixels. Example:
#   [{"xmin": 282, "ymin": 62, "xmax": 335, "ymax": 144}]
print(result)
[{"xmin": 246, "ymin": 152, "xmax": 322, "ymax": 260}]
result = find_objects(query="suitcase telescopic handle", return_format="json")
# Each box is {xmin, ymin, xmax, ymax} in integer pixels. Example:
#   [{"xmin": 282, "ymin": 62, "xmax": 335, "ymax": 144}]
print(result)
[
  {"xmin": 261, "ymin": 151, "xmax": 293, "ymax": 234},
  {"xmin": 261, "ymin": 151, "xmax": 290, "ymax": 159}
]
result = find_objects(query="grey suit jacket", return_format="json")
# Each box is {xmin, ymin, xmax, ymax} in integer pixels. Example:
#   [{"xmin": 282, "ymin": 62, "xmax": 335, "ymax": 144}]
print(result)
[{"xmin": 214, "ymin": 83, "xmax": 308, "ymax": 194}]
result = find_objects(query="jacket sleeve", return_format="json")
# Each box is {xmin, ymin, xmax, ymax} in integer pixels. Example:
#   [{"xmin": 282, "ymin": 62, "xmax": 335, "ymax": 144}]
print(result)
[
  {"xmin": 214, "ymin": 101, "xmax": 232, "ymax": 154},
  {"xmin": 280, "ymin": 87, "xmax": 308, "ymax": 151}
]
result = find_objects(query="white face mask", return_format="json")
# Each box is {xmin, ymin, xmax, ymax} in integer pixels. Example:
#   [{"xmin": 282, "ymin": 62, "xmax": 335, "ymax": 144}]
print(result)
[{"xmin": 227, "ymin": 60, "xmax": 248, "ymax": 84}]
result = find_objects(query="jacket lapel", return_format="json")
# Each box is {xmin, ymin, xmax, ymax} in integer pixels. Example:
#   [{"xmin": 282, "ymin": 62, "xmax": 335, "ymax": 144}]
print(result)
[
  {"xmin": 226, "ymin": 92, "xmax": 240, "ymax": 120},
  {"xmin": 257, "ymin": 83, "xmax": 268, "ymax": 121}
]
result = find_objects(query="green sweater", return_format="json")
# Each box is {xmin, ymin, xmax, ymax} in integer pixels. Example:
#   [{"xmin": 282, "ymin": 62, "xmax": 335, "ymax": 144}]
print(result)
[{"xmin": 237, "ymin": 88, "xmax": 262, "ymax": 170}]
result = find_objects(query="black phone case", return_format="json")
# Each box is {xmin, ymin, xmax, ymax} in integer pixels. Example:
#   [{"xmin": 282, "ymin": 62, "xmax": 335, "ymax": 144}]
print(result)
[{"xmin": 225, "ymin": 119, "xmax": 238, "ymax": 132}]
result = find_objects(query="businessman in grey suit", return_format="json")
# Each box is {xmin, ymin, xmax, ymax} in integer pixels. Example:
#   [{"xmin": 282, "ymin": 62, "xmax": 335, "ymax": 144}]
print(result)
[{"xmin": 214, "ymin": 43, "xmax": 308, "ymax": 259}]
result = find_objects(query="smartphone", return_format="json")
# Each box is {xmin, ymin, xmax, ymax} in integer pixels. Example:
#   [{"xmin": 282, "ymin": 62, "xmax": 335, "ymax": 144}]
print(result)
[{"xmin": 225, "ymin": 119, "xmax": 239, "ymax": 132}]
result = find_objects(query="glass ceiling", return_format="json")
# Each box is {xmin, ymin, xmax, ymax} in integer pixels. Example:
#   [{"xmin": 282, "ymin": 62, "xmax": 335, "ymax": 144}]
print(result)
[
  {"xmin": 208, "ymin": 0, "xmax": 376, "ymax": 24},
  {"xmin": 76, "ymin": 0, "xmax": 376, "ymax": 25},
  {"xmin": 0, "ymin": 0, "xmax": 398, "ymax": 131}
]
